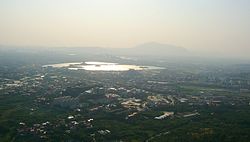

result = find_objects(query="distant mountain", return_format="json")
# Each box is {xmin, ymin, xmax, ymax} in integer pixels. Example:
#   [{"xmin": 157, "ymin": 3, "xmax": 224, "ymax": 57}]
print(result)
[
  {"xmin": 110, "ymin": 42, "xmax": 188, "ymax": 57},
  {"xmin": 0, "ymin": 42, "xmax": 188, "ymax": 57}
]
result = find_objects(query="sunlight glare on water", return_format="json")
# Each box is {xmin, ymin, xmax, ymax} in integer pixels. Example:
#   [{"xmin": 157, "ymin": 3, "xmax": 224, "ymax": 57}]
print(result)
[{"xmin": 43, "ymin": 62, "xmax": 164, "ymax": 71}]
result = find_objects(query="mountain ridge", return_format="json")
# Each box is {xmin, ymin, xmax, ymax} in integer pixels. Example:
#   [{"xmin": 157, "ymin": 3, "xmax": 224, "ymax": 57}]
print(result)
[{"xmin": 0, "ymin": 42, "xmax": 188, "ymax": 57}]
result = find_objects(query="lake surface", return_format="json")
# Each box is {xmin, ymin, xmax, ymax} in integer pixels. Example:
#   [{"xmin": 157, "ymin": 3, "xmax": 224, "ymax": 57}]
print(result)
[{"xmin": 43, "ymin": 61, "xmax": 164, "ymax": 71}]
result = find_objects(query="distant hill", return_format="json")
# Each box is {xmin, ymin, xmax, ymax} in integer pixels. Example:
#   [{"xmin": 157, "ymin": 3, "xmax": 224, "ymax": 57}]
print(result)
[
  {"xmin": 0, "ymin": 42, "xmax": 188, "ymax": 57},
  {"xmin": 108, "ymin": 42, "xmax": 188, "ymax": 57}
]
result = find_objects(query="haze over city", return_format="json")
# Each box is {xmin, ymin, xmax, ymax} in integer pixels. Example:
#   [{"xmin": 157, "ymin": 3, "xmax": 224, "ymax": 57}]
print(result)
[
  {"xmin": 1, "ymin": 1, "xmax": 250, "ymax": 142},
  {"xmin": 0, "ymin": 0, "xmax": 250, "ymax": 59}
]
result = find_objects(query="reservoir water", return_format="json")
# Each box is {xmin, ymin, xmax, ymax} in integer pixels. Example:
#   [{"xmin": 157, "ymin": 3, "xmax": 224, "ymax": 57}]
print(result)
[{"xmin": 43, "ymin": 61, "xmax": 164, "ymax": 71}]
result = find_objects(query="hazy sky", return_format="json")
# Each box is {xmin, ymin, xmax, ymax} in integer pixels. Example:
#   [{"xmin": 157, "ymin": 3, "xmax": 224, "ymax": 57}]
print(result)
[{"xmin": 0, "ymin": 0, "xmax": 250, "ymax": 58}]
